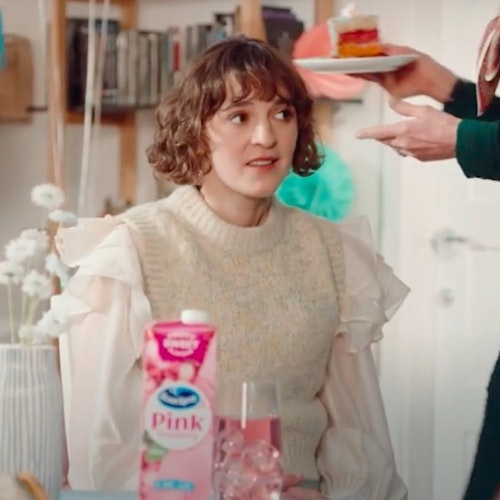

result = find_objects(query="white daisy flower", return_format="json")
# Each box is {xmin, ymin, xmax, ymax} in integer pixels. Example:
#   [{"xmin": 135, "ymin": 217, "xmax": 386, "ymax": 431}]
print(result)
[
  {"xmin": 21, "ymin": 270, "xmax": 53, "ymax": 300},
  {"xmin": 5, "ymin": 237, "xmax": 38, "ymax": 264},
  {"xmin": 48, "ymin": 209, "xmax": 77, "ymax": 227},
  {"xmin": 31, "ymin": 183, "xmax": 65, "ymax": 211},
  {"xmin": 45, "ymin": 252, "xmax": 69, "ymax": 283},
  {"xmin": 34, "ymin": 309, "xmax": 67, "ymax": 339},
  {"xmin": 0, "ymin": 260, "xmax": 24, "ymax": 285},
  {"xmin": 19, "ymin": 228, "xmax": 49, "ymax": 253}
]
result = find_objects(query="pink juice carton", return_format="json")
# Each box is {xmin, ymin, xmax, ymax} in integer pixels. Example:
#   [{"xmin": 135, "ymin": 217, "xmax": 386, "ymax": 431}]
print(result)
[{"xmin": 140, "ymin": 310, "xmax": 216, "ymax": 500}]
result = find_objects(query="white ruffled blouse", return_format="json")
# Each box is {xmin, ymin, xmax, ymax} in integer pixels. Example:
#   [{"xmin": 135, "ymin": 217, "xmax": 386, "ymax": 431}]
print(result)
[{"xmin": 53, "ymin": 201, "xmax": 409, "ymax": 499}]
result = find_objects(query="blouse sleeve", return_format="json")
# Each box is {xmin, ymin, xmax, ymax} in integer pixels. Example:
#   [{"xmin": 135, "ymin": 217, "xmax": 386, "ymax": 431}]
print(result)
[
  {"xmin": 50, "ymin": 216, "xmax": 152, "ymax": 491},
  {"xmin": 317, "ymin": 217, "xmax": 410, "ymax": 500}
]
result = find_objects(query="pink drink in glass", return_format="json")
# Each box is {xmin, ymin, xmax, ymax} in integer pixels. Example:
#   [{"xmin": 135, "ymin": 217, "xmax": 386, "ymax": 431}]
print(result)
[
  {"xmin": 213, "ymin": 381, "xmax": 284, "ymax": 499},
  {"xmin": 215, "ymin": 415, "xmax": 282, "ymax": 451}
]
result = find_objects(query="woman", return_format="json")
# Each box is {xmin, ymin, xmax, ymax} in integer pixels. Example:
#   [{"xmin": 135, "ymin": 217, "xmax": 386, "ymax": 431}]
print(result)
[{"xmin": 54, "ymin": 37, "xmax": 409, "ymax": 499}]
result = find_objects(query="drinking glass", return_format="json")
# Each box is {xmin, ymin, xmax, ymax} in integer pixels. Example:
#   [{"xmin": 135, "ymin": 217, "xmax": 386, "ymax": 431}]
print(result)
[{"xmin": 213, "ymin": 380, "xmax": 284, "ymax": 499}]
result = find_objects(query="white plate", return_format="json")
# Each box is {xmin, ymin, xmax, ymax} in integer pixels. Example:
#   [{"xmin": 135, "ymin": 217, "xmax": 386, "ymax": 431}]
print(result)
[{"xmin": 294, "ymin": 54, "xmax": 418, "ymax": 74}]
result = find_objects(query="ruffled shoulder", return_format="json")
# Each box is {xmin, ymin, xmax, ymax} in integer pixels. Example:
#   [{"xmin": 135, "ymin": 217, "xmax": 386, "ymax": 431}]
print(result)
[
  {"xmin": 52, "ymin": 216, "xmax": 151, "ymax": 359},
  {"xmin": 55, "ymin": 216, "xmax": 143, "ymax": 287},
  {"xmin": 335, "ymin": 216, "xmax": 410, "ymax": 352}
]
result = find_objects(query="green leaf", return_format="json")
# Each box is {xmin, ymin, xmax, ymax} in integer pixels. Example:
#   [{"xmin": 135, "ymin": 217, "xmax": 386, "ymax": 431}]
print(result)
[{"xmin": 146, "ymin": 441, "xmax": 168, "ymax": 462}]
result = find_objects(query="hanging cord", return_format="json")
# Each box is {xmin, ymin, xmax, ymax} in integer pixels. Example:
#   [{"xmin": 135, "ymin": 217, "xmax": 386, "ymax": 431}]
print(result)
[
  {"xmin": 46, "ymin": 0, "xmax": 65, "ymax": 188},
  {"xmin": 90, "ymin": 0, "xmax": 110, "ymax": 186},
  {"xmin": 78, "ymin": 0, "xmax": 96, "ymax": 215},
  {"xmin": 37, "ymin": 0, "xmax": 47, "ymax": 77},
  {"xmin": 78, "ymin": 0, "xmax": 110, "ymax": 215}
]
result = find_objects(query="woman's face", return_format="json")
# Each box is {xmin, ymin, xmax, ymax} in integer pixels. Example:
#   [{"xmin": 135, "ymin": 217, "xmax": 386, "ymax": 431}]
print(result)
[{"xmin": 202, "ymin": 77, "xmax": 299, "ymax": 201}]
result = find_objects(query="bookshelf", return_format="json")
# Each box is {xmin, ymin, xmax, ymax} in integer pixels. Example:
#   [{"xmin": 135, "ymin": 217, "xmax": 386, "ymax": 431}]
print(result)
[
  {"xmin": 47, "ymin": 0, "xmax": 138, "ymax": 206},
  {"xmin": 47, "ymin": 0, "xmax": 336, "ymax": 208}
]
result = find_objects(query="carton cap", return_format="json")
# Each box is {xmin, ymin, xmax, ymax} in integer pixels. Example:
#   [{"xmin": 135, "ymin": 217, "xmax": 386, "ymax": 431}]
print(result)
[{"xmin": 181, "ymin": 309, "xmax": 211, "ymax": 324}]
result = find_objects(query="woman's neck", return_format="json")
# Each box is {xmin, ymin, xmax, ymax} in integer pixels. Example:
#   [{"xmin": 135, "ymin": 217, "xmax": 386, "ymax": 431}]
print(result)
[{"xmin": 198, "ymin": 185, "xmax": 271, "ymax": 228}]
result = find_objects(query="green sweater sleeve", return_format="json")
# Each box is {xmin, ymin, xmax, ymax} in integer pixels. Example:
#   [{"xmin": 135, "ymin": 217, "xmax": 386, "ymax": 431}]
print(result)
[
  {"xmin": 455, "ymin": 119, "xmax": 500, "ymax": 180},
  {"xmin": 442, "ymin": 80, "xmax": 500, "ymax": 180},
  {"xmin": 444, "ymin": 79, "xmax": 500, "ymax": 121}
]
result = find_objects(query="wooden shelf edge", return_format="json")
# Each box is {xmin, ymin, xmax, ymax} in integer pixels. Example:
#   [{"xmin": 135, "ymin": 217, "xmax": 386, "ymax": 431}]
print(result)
[
  {"xmin": 67, "ymin": 0, "xmax": 134, "ymax": 6},
  {"xmin": 66, "ymin": 111, "xmax": 128, "ymax": 126}
]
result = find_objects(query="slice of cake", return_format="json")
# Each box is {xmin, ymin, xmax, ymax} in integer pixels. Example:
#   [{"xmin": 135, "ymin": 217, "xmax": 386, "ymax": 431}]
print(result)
[{"xmin": 328, "ymin": 3, "xmax": 383, "ymax": 58}]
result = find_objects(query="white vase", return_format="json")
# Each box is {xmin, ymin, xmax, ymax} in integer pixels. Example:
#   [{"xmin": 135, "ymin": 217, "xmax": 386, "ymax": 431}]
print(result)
[{"xmin": 0, "ymin": 344, "xmax": 63, "ymax": 499}]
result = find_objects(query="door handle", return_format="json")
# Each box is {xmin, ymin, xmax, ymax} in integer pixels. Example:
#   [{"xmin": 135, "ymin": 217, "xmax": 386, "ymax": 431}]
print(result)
[{"xmin": 431, "ymin": 227, "xmax": 500, "ymax": 260}]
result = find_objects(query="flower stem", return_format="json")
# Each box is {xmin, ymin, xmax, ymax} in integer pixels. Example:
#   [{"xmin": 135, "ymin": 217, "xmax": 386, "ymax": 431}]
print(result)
[
  {"xmin": 7, "ymin": 281, "xmax": 15, "ymax": 344},
  {"xmin": 21, "ymin": 291, "xmax": 27, "ymax": 325},
  {"xmin": 19, "ymin": 298, "xmax": 39, "ymax": 345},
  {"xmin": 26, "ymin": 298, "xmax": 39, "ymax": 326}
]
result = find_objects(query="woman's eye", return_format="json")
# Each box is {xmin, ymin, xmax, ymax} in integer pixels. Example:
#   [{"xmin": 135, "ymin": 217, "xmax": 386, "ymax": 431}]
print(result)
[
  {"xmin": 229, "ymin": 113, "xmax": 247, "ymax": 124},
  {"xmin": 275, "ymin": 108, "xmax": 294, "ymax": 120}
]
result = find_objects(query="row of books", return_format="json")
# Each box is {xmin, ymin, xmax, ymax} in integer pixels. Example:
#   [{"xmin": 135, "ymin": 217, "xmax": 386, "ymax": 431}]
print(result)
[
  {"xmin": 67, "ymin": 18, "xmax": 178, "ymax": 110},
  {"xmin": 66, "ymin": 7, "xmax": 304, "ymax": 112}
]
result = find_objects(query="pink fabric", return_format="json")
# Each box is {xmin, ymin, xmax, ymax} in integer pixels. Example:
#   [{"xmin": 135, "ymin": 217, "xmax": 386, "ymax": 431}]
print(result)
[
  {"xmin": 476, "ymin": 14, "xmax": 500, "ymax": 115},
  {"xmin": 293, "ymin": 21, "xmax": 365, "ymax": 100}
]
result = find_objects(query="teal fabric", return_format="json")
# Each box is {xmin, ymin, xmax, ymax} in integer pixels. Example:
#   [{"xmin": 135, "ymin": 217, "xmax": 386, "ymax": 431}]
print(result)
[
  {"xmin": 0, "ymin": 11, "xmax": 5, "ymax": 70},
  {"xmin": 276, "ymin": 144, "xmax": 354, "ymax": 222}
]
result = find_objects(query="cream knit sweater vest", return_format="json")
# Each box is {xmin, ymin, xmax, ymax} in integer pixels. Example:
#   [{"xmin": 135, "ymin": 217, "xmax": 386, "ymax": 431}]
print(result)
[{"xmin": 121, "ymin": 186, "xmax": 346, "ymax": 480}]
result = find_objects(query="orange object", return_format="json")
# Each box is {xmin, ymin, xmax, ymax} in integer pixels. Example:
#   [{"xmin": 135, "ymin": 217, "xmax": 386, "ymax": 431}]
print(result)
[
  {"xmin": 16, "ymin": 472, "xmax": 50, "ymax": 500},
  {"xmin": 337, "ymin": 41, "xmax": 383, "ymax": 58}
]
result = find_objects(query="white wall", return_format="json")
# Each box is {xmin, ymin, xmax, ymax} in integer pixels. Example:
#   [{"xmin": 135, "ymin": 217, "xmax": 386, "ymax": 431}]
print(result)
[{"xmin": 375, "ymin": 2, "xmax": 500, "ymax": 500}]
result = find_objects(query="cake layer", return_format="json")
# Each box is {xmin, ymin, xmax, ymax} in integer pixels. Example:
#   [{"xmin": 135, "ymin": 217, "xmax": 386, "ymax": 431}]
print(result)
[
  {"xmin": 337, "ymin": 42, "xmax": 383, "ymax": 58},
  {"xmin": 338, "ymin": 29, "xmax": 378, "ymax": 44},
  {"xmin": 327, "ymin": 8, "xmax": 383, "ymax": 58}
]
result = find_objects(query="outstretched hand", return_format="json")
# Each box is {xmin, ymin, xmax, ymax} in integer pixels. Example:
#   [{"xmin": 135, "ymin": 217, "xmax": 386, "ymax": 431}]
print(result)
[
  {"xmin": 355, "ymin": 44, "xmax": 458, "ymax": 103},
  {"xmin": 356, "ymin": 99, "xmax": 460, "ymax": 162}
]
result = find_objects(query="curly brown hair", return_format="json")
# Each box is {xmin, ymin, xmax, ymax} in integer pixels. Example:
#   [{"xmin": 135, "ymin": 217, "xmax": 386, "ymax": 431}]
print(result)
[{"xmin": 147, "ymin": 36, "xmax": 323, "ymax": 185}]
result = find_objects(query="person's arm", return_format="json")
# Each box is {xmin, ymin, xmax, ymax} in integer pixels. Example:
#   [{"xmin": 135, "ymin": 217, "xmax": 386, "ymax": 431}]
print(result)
[
  {"xmin": 356, "ymin": 98, "xmax": 500, "ymax": 179},
  {"xmin": 444, "ymin": 79, "xmax": 500, "ymax": 121},
  {"xmin": 316, "ymin": 218, "xmax": 410, "ymax": 500},
  {"xmin": 53, "ymin": 218, "xmax": 152, "ymax": 490},
  {"xmin": 65, "ymin": 277, "xmax": 143, "ymax": 490},
  {"xmin": 455, "ymin": 119, "xmax": 500, "ymax": 181},
  {"xmin": 317, "ymin": 338, "xmax": 408, "ymax": 500}
]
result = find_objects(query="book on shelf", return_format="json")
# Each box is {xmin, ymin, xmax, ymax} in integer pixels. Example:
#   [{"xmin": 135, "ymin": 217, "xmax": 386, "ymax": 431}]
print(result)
[
  {"xmin": 184, "ymin": 13, "xmax": 234, "ymax": 62},
  {"xmin": 66, "ymin": 17, "xmax": 120, "ymax": 110},
  {"xmin": 67, "ymin": 18, "xmax": 178, "ymax": 112},
  {"xmin": 65, "ymin": 8, "xmax": 304, "ymax": 115},
  {"xmin": 262, "ymin": 6, "xmax": 304, "ymax": 59}
]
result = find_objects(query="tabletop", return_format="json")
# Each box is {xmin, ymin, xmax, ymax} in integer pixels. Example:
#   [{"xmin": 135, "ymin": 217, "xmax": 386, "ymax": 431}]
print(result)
[
  {"xmin": 60, "ymin": 492, "xmax": 291, "ymax": 499},
  {"xmin": 61, "ymin": 493, "xmax": 135, "ymax": 500}
]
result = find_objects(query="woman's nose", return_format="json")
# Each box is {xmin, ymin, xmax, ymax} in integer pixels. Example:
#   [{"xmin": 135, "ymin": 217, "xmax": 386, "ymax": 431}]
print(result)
[{"xmin": 251, "ymin": 120, "xmax": 278, "ymax": 148}]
